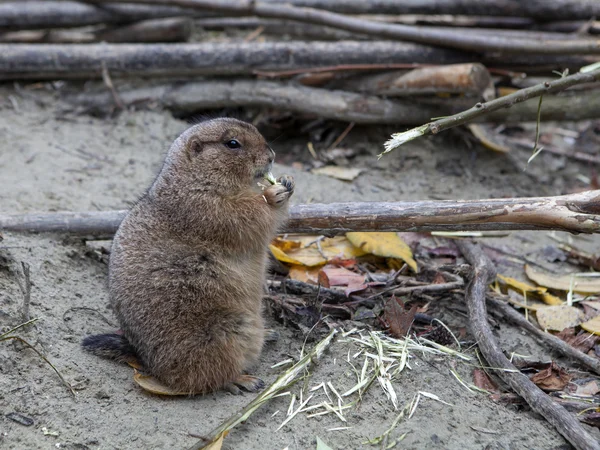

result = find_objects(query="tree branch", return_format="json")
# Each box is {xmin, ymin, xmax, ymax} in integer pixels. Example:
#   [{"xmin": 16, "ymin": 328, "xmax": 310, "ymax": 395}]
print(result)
[
  {"xmin": 383, "ymin": 67, "xmax": 600, "ymax": 155},
  {"xmin": 85, "ymin": 0, "xmax": 600, "ymax": 54},
  {"xmin": 2, "ymin": 190, "xmax": 599, "ymax": 237},
  {"xmin": 457, "ymin": 240, "xmax": 600, "ymax": 450}
]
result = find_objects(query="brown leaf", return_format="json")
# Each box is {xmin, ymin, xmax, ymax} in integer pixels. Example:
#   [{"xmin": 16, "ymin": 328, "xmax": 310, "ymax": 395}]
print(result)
[
  {"xmin": 555, "ymin": 328, "xmax": 598, "ymax": 353},
  {"xmin": 529, "ymin": 362, "xmax": 571, "ymax": 392},
  {"xmin": 384, "ymin": 296, "xmax": 417, "ymax": 338},
  {"xmin": 318, "ymin": 265, "xmax": 365, "ymax": 289},
  {"xmin": 473, "ymin": 369, "xmax": 500, "ymax": 393}
]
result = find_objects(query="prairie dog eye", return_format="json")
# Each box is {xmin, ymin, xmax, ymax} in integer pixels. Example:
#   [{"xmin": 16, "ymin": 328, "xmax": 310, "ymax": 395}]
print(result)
[{"xmin": 224, "ymin": 139, "xmax": 241, "ymax": 149}]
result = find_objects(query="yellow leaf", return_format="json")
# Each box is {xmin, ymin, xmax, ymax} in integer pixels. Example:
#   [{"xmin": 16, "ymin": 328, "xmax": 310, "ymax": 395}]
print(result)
[
  {"xmin": 581, "ymin": 315, "xmax": 600, "ymax": 336},
  {"xmin": 271, "ymin": 237, "xmax": 301, "ymax": 252},
  {"xmin": 133, "ymin": 371, "xmax": 189, "ymax": 396},
  {"xmin": 270, "ymin": 236, "xmax": 367, "ymax": 267},
  {"xmin": 525, "ymin": 265, "xmax": 600, "ymax": 294},
  {"xmin": 497, "ymin": 274, "xmax": 563, "ymax": 306},
  {"xmin": 346, "ymin": 232, "xmax": 418, "ymax": 272},
  {"xmin": 536, "ymin": 305, "xmax": 584, "ymax": 331}
]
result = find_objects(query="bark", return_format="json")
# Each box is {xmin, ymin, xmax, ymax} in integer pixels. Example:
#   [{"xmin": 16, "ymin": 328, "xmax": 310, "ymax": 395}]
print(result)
[
  {"xmin": 457, "ymin": 240, "xmax": 600, "ymax": 450},
  {"xmin": 0, "ymin": 41, "xmax": 472, "ymax": 80},
  {"xmin": 68, "ymin": 79, "xmax": 600, "ymax": 125},
  {"xmin": 0, "ymin": 18, "xmax": 193, "ymax": 43},
  {"xmin": 2, "ymin": 190, "xmax": 599, "ymax": 237}
]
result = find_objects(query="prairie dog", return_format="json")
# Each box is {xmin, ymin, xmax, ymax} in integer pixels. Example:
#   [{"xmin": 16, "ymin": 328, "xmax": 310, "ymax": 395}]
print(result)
[{"xmin": 82, "ymin": 118, "xmax": 294, "ymax": 394}]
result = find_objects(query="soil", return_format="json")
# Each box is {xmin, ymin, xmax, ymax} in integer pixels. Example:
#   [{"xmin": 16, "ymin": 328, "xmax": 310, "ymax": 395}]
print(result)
[{"xmin": 1, "ymin": 83, "xmax": 599, "ymax": 450}]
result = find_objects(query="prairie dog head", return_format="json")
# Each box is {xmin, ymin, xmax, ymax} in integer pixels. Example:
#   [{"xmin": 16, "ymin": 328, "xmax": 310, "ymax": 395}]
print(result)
[{"xmin": 158, "ymin": 118, "xmax": 275, "ymax": 196}]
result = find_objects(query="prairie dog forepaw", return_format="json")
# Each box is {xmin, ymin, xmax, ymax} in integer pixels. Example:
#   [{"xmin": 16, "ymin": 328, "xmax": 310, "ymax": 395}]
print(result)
[{"xmin": 263, "ymin": 175, "xmax": 294, "ymax": 207}]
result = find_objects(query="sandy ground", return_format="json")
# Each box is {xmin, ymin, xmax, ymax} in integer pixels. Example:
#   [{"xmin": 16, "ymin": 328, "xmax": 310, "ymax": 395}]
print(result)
[{"xmin": 1, "ymin": 85, "xmax": 599, "ymax": 450}]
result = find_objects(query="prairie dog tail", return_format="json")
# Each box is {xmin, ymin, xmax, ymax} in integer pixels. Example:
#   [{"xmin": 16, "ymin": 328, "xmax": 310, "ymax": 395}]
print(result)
[{"xmin": 81, "ymin": 333, "xmax": 138, "ymax": 363}]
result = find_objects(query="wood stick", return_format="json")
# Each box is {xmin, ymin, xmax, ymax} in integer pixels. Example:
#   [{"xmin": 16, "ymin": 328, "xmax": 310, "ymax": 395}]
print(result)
[
  {"xmin": 86, "ymin": 0, "xmax": 600, "ymax": 54},
  {"xmin": 0, "ymin": 18, "xmax": 193, "ymax": 43},
  {"xmin": 68, "ymin": 79, "xmax": 600, "ymax": 125},
  {"xmin": 487, "ymin": 294, "xmax": 600, "ymax": 376},
  {"xmin": 337, "ymin": 63, "xmax": 492, "ymax": 97},
  {"xmin": 0, "ymin": 41, "xmax": 472, "ymax": 80},
  {"xmin": 15, "ymin": 262, "xmax": 31, "ymax": 323},
  {"xmin": 0, "ymin": 1, "xmax": 205, "ymax": 30},
  {"xmin": 2, "ymin": 1, "xmax": 599, "ymax": 30},
  {"xmin": 457, "ymin": 240, "xmax": 600, "ymax": 450},
  {"xmin": 2, "ymin": 190, "xmax": 599, "ymax": 237},
  {"xmin": 383, "ymin": 67, "xmax": 600, "ymax": 153}
]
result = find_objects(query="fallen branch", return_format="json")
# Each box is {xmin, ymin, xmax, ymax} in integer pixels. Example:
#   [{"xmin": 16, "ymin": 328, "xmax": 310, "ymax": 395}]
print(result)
[
  {"xmin": 0, "ymin": 41, "xmax": 471, "ymax": 80},
  {"xmin": 0, "ymin": 17, "xmax": 193, "ymax": 43},
  {"xmin": 457, "ymin": 240, "xmax": 600, "ymax": 450},
  {"xmin": 68, "ymin": 79, "xmax": 600, "ymax": 125},
  {"xmin": 2, "ymin": 190, "xmax": 599, "ymax": 236},
  {"xmin": 88, "ymin": 0, "xmax": 600, "ymax": 54},
  {"xmin": 383, "ymin": 67, "xmax": 600, "ymax": 154},
  {"xmin": 3, "ymin": 1, "xmax": 599, "ymax": 30},
  {"xmin": 0, "ymin": 1, "xmax": 204, "ymax": 30},
  {"xmin": 187, "ymin": 328, "xmax": 337, "ymax": 450},
  {"xmin": 487, "ymin": 293, "xmax": 600, "ymax": 376}
]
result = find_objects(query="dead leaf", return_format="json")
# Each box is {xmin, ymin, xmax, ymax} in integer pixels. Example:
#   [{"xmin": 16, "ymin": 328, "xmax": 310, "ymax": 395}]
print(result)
[
  {"xmin": 497, "ymin": 274, "xmax": 563, "ymax": 306},
  {"xmin": 271, "ymin": 237, "xmax": 301, "ymax": 252},
  {"xmin": 133, "ymin": 371, "xmax": 189, "ymax": 396},
  {"xmin": 346, "ymin": 232, "xmax": 418, "ymax": 272},
  {"xmin": 525, "ymin": 264, "xmax": 600, "ymax": 294},
  {"xmin": 529, "ymin": 362, "xmax": 571, "ymax": 392},
  {"xmin": 575, "ymin": 380, "xmax": 600, "ymax": 396},
  {"xmin": 384, "ymin": 296, "xmax": 416, "ymax": 338},
  {"xmin": 536, "ymin": 305, "xmax": 584, "ymax": 331},
  {"xmin": 581, "ymin": 315, "xmax": 600, "ymax": 336},
  {"xmin": 467, "ymin": 124, "xmax": 511, "ymax": 153},
  {"xmin": 473, "ymin": 369, "xmax": 499, "ymax": 393},
  {"xmin": 270, "ymin": 236, "xmax": 367, "ymax": 268},
  {"xmin": 318, "ymin": 265, "xmax": 366, "ymax": 295},
  {"xmin": 555, "ymin": 328, "xmax": 598, "ymax": 353},
  {"xmin": 581, "ymin": 300, "xmax": 600, "ymax": 311},
  {"xmin": 288, "ymin": 265, "xmax": 320, "ymax": 284},
  {"xmin": 312, "ymin": 165, "xmax": 363, "ymax": 181}
]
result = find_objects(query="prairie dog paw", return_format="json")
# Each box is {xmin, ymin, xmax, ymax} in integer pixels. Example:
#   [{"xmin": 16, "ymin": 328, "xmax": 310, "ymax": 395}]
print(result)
[{"xmin": 263, "ymin": 175, "xmax": 294, "ymax": 207}]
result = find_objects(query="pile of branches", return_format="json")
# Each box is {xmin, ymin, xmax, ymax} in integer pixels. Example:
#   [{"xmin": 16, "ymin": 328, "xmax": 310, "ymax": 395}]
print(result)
[{"xmin": 1, "ymin": 0, "xmax": 600, "ymax": 124}]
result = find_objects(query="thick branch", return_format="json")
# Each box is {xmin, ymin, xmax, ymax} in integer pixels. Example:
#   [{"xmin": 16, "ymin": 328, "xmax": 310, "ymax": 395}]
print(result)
[
  {"xmin": 2, "ymin": 1, "xmax": 600, "ymax": 30},
  {"xmin": 457, "ymin": 240, "xmax": 600, "ymax": 450},
  {"xmin": 2, "ymin": 191, "xmax": 599, "ymax": 236},
  {"xmin": 0, "ymin": 18, "xmax": 193, "ymax": 43},
  {"xmin": 0, "ymin": 41, "xmax": 472, "ymax": 80},
  {"xmin": 384, "ymin": 68, "xmax": 600, "ymax": 153},
  {"xmin": 69, "ymin": 79, "xmax": 600, "ymax": 125},
  {"xmin": 87, "ymin": 0, "xmax": 600, "ymax": 54}
]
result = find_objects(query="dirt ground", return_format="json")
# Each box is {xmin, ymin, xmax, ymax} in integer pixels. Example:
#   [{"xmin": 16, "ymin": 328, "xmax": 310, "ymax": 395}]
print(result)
[{"xmin": 1, "ymin": 84, "xmax": 599, "ymax": 450}]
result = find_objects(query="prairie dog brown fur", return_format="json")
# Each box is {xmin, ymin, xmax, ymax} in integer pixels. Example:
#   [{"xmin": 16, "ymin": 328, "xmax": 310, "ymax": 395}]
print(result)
[{"xmin": 82, "ymin": 118, "xmax": 294, "ymax": 394}]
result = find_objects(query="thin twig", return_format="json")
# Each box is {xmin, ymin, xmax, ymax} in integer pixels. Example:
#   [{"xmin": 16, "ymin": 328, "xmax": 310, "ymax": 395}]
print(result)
[
  {"xmin": 487, "ymin": 293, "xmax": 600, "ymax": 376},
  {"xmin": 383, "ymin": 68, "xmax": 600, "ymax": 155},
  {"xmin": 457, "ymin": 240, "xmax": 600, "ymax": 450},
  {"xmin": 101, "ymin": 61, "xmax": 124, "ymax": 110},
  {"xmin": 15, "ymin": 261, "xmax": 31, "ymax": 322}
]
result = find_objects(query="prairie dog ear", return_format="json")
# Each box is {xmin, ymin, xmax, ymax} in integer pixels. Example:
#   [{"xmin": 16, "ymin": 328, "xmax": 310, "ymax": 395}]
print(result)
[{"xmin": 187, "ymin": 137, "xmax": 204, "ymax": 158}]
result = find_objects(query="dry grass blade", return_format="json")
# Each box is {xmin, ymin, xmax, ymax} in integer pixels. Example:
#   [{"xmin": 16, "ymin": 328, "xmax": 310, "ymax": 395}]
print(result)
[
  {"xmin": 1, "ymin": 318, "xmax": 75, "ymax": 396},
  {"xmin": 188, "ymin": 329, "xmax": 337, "ymax": 450}
]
